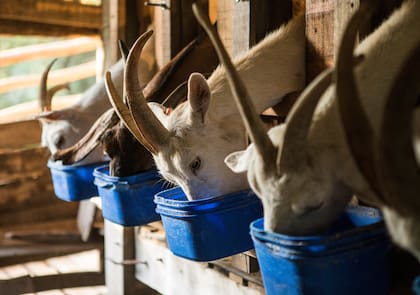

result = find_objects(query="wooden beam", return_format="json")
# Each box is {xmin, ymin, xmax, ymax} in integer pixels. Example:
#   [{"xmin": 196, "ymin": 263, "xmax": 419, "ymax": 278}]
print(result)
[
  {"xmin": 135, "ymin": 234, "xmax": 263, "ymax": 295},
  {"xmin": 305, "ymin": 0, "xmax": 335, "ymax": 82},
  {"xmin": 0, "ymin": 120, "xmax": 42, "ymax": 150},
  {"xmin": 0, "ymin": 272, "xmax": 104, "ymax": 294},
  {"xmin": 0, "ymin": 61, "xmax": 97, "ymax": 94},
  {"xmin": 0, "ymin": 19, "xmax": 99, "ymax": 36},
  {"xmin": 104, "ymin": 221, "xmax": 137, "ymax": 295},
  {"xmin": 249, "ymin": 0, "xmax": 292, "ymax": 46},
  {"xmin": 0, "ymin": 37, "xmax": 100, "ymax": 68},
  {"xmin": 0, "ymin": 0, "xmax": 102, "ymax": 30},
  {"xmin": 217, "ymin": 0, "xmax": 250, "ymax": 58}
]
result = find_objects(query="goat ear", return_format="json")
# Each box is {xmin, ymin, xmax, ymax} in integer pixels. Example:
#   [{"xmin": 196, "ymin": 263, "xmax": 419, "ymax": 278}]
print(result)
[
  {"xmin": 188, "ymin": 73, "xmax": 210, "ymax": 124},
  {"xmin": 224, "ymin": 145, "xmax": 253, "ymax": 173}
]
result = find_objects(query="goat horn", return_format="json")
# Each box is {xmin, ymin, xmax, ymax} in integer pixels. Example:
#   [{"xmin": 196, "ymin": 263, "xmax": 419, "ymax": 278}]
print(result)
[
  {"xmin": 52, "ymin": 108, "xmax": 119, "ymax": 164},
  {"xmin": 193, "ymin": 3, "xmax": 277, "ymax": 170},
  {"xmin": 118, "ymin": 40, "xmax": 130, "ymax": 63},
  {"xmin": 278, "ymin": 67, "xmax": 333, "ymax": 171},
  {"xmin": 105, "ymin": 71, "xmax": 156, "ymax": 154},
  {"xmin": 38, "ymin": 58, "xmax": 57, "ymax": 112},
  {"xmin": 378, "ymin": 43, "xmax": 420, "ymax": 214},
  {"xmin": 335, "ymin": 0, "xmax": 384, "ymax": 200},
  {"xmin": 125, "ymin": 30, "xmax": 170, "ymax": 154},
  {"xmin": 46, "ymin": 84, "xmax": 70, "ymax": 111}
]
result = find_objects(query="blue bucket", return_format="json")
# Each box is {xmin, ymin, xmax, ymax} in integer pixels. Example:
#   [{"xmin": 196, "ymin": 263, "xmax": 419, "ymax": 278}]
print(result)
[
  {"xmin": 47, "ymin": 159, "xmax": 108, "ymax": 202},
  {"xmin": 93, "ymin": 165, "xmax": 165, "ymax": 226},
  {"xmin": 414, "ymin": 276, "xmax": 420, "ymax": 295},
  {"xmin": 250, "ymin": 205, "xmax": 391, "ymax": 295},
  {"xmin": 154, "ymin": 187, "xmax": 263, "ymax": 261}
]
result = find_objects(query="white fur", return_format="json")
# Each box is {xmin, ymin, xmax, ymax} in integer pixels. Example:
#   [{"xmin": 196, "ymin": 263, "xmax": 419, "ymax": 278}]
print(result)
[
  {"xmin": 226, "ymin": 0, "xmax": 420, "ymax": 251},
  {"xmin": 40, "ymin": 36, "xmax": 157, "ymax": 164},
  {"xmin": 149, "ymin": 14, "xmax": 306, "ymax": 200}
]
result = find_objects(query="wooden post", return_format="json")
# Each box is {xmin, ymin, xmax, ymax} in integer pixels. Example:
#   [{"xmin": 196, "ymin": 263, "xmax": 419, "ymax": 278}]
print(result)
[
  {"xmin": 305, "ymin": 0, "xmax": 335, "ymax": 82},
  {"xmin": 102, "ymin": 0, "xmax": 126, "ymax": 71},
  {"xmin": 217, "ymin": 0, "xmax": 249, "ymax": 58},
  {"xmin": 334, "ymin": 0, "xmax": 359, "ymax": 61},
  {"xmin": 151, "ymin": 0, "xmax": 206, "ymax": 67},
  {"xmin": 104, "ymin": 221, "xmax": 136, "ymax": 295},
  {"xmin": 249, "ymin": 0, "xmax": 292, "ymax": 46}
]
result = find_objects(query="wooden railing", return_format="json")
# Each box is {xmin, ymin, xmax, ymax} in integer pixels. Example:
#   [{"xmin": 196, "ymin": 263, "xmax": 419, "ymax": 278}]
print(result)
[{"xmin": 0, "ymin": 36, "xmax": 102, "ymax": 94}]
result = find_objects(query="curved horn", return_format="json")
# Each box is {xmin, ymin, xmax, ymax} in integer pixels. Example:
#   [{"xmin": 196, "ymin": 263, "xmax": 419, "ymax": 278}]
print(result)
[
  {"xmin": 193, "ymin": 3, "xmax": 277, "ymax": 170},
  {"xmin": 105, "ymin": 71, "xmax": 156, "ymax": 154},
  {"xmin": 46, "ymin": 83, "xmax": 70, "ymax": 111},
  {"xmin": 38, "ymin": 58, "xmax": 57, "ymax": 112},
  {"xmin": 52, "ymin": 108, "xmax": 119, "ymax": 164},
  {"xmin": 118, "ymin": 40, "xmax": 130, "ymax": 63},
  {"xmin": 125, "ymin": 30, "xmax": 170, "ymax": 154},
  {"xmin": 278, "ymin": 67, "xmax": 333, "ymax": 171},
  {"xmin": 378, "ymin": 43, "xmax": 420, "ymax": 213},
  {"xmin": 335, "ymin": 0, "xmax": 383, "ymax": 200}
]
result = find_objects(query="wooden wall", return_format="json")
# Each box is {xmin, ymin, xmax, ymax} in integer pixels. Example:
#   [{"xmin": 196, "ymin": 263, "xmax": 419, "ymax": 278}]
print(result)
[{"xmin": 0, "ymin": 120, "xmax": 78, "ymax": 228}]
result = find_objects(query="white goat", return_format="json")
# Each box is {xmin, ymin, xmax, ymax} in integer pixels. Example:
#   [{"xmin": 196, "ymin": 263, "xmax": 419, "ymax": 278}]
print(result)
[
  {"xmin": 106, "ymin": 3, "xmax": 306, "ymax": 200},
  {"xmin": 36, "ymin": 37, "xmax": 156, "ymax": 164},
  {"xmin": 336, "ymin": 8, "xmax": 420, "ymax": 260},
  {"xmin": 223, "ymin": 0, "xmax": 420, "ymax": 239}
]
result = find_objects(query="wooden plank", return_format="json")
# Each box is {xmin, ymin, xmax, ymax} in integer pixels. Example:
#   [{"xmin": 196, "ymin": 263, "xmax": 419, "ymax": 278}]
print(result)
[
  {"xmin": 153, "ymin": 3, "xmax": 171, "ymax": 67},
  {"xmin": 0, "ymin": 61, "xmax": 97, "ymax": 94},
  {"xmin": 102, "ymin": 0, "xmax": 126, "ymax": 71},
  {"xmin": 135, "ymin": 236, "xmax": 263, "ymax": 295},
  {"xmin": 77, "ymin": 200, "xmax": 98, "ymax": 242},
  {"xmin": 0, "ymin": 201, "xmax": 78, "ymax": 226},
  {"xmin": 0, "ymin": 37, "xmax": 100, "ymax": 68},
  {"xmin": 0, "ymin": 120, "xmax": 42, "ymax": 149},
  {"xmin": 0, "ymin": 0, "xmax": 102, "ymax": 30},
  {"xmin": 0, "ymin": 272, "xmax": 104, "ymax": 294},
  {"xmin": 0, "ymin": 240, "xmax": 103, "ymax": 267},
  {"xmin": 305, "ymin": 0, "xmax": 335, "ymax": 82},
  {"xmin": 249, "ymin": 0, "xmax": 292, "ymax": 46},
  {"xmin": 0, "ymin": 172, "xmax": 55, "ymax": 213},
  {"xmin": 334, "ymin": 0, "xmax": 359, "ymax": 61},
  {"xmin": 217, "ymin": 0, "xmax": 250, "ymax": 58},
  {"xmin": 0, "ymin": 147, "xmax": 49, "ymax": 179},
  {"xmin": 170, "ymin": 0, "xmax": 202, "ymax": 58},
  {"xmin": 104, "ymin": 220, "xmax": 136, "ymax": 295},
  {"xmin": 0, "ymin": 19, "xmax": 98, "ymax": 36}
]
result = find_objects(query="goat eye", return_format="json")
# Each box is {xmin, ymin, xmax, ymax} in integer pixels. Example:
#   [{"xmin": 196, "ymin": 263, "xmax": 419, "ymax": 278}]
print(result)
[
  {"xmin": 54, "ymin": 136, "xmax": 65, "ymax": 148},
  {"xmin": 189, "ymin": 157, "xmax": 201, "ymax": 175}
]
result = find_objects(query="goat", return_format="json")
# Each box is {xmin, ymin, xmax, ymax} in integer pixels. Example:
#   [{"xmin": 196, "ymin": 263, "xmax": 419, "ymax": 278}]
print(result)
[
  {"xmin": 106, "ymin": 2, "xmax": 306, "ymax": 199},
  {"xmin": 337, "ymin": 16, "xmax": 420, "ymax": 260},
  {"xmin": 36, "ymin": 34, "xmax": 157, "ymax": 164},
  {"xmin": 223, "ymin": 0, "xmax": 420, "ymax": 237},
  {"xmin": 53, "ymin": 33, "xmax": 219, "ymax": 177}
]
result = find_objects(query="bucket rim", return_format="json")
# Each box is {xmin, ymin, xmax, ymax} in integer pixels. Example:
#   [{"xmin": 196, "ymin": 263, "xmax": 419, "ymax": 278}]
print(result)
[
  {"xmin": 48, "ymin": 159, "xmax": 109, "ymax": 170},
  {"xmin": 93, "ymin": 165, "xmax": 161, "ymax": 184}
]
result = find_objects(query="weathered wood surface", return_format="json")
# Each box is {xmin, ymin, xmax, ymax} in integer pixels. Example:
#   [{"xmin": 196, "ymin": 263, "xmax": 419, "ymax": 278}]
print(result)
[
  {"xmin": 305, "ymin": 0, "xmax": 335, "ymax": 82},
  {"xmin": 0, "ymin": 272, "xmax": 104, "ymax": 294},
  {"xmin": 135, "ymin": 223, "xmax": 264, "ymax": 295},
  {"xmin": 0, "ymin": 120, "xmax": 41, "ymax": 150},
  {"xmin": 0, "ymin": 61, "xmax": 96, "ymax": 94},
  {"xmin": 0, "ymin": 0, "xmax": 102, "ymax": 30},
  {"xmin": 217, "ymin": 0, "xmax": 250, "ymax": 58},
  {"xmin": 153, "ymin": 0, "xmax": 205, "ymax": 67},
  {"xmin": 0, "ymin": 37, "xmax": 99, "ymax": 68}
]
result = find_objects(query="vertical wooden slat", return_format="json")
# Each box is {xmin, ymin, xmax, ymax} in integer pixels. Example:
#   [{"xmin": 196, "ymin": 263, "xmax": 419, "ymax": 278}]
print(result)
[
  {"xmin": 104, "ymin": 221, "xmax": 136, "ymax": 295},
  {"xmin": 305, "ymin": 0, "xmax": 335, "ymax": 82},
  {"xmin": 217, "ymin": 0, "xmax": 250, "ymax": 58},
  {"xmin": 249, "ymin": 0, "xmax": 292, "ymax": 46},
  {"xmin": 334, "ymin": 0, "xmax": 359, "ymax": 61}
]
